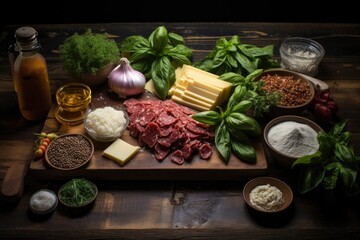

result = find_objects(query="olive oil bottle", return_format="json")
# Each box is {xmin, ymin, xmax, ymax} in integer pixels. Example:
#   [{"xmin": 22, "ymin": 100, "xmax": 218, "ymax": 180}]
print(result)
[{"xmin": 10, "ymin": 26, "xmax": 52, "ymax": 121}]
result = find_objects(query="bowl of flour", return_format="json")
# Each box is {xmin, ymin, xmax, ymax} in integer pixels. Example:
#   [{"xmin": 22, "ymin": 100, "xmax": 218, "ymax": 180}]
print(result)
[{"xmin": 264, "ymin": 115, "xmax": 323, "ymax": 169}]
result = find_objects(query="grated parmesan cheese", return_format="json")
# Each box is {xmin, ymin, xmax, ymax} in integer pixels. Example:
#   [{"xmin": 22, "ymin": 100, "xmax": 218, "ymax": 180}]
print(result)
[
  {"xmin": 85, "ymin": 106, "xmax": 127, "ymax": 137},
  {"xmin": 249, "ymin": 184, "xmax": 284, "ymax": 212}
]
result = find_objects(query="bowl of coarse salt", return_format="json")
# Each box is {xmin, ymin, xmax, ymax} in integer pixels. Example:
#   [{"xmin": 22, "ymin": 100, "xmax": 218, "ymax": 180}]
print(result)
[
  {"xmin": 84, "ymin": 106, "xmax": 129, "ymax": 142},
  {"xmin": 280, "ymin": 37, "xmax": 325, "ymax": 76},
  {"xmin": 243, "ymin": 176, "xmax": 293, "ymax": 214},
  {"xmin": 263, "ymin": 115, "xmax": 323, "ymax": 169}
]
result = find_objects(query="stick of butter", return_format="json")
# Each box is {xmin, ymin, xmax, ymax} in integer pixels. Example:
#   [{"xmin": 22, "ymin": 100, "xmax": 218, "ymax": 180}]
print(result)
[{"xmin": 102, "ymin": 139, "xmax": 140, "ymax": 166}]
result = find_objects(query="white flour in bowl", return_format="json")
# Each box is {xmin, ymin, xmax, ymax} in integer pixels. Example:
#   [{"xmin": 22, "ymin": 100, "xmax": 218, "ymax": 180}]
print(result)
[{"xmin": 267, "ymin": 121, "xmax": 319, "ymax": 158}]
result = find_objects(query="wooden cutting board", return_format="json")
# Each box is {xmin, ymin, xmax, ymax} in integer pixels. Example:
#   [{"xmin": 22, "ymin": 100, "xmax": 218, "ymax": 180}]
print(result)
[{"xmin": 29, "ymin": 84, "xmax": 268, "ymax": 181}]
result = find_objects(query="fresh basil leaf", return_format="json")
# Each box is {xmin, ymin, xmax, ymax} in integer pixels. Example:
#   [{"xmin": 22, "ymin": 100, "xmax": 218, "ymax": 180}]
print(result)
[
  {"xmin": 129, "ymin": 47, "xmax": 154, "ymax": 62},
  {"xmin": 120, "ymin": 35, "xmax": 149, "ymax": 52},
  {"xmin": 168, "ymin": 32, "xmax": 184, "ymax": 46},
  {"xmin": 244, "ymin": 69, "xmax": 263, "ymax": 82},
  {"xmin": 251, "ymin": 45, "xmax": 275, "ymax": 58},
  {"xmin": 149, "ymin": 26, "xmax": 168, "ymax": 53},
  {"xmin": 228, "ymin": 35, "xmax": 241, "ymax": 46},
  {"xmin": 219, "ymin": 72, "xmax": 245, "ymax": 85},
  {"xmin": 226, "ymin": 112, "xmax": 258, "ymax": 132},
  {"xmin": 238, "ymin": 44, "xmax": 256, "ymax": 59},
  {"xmin": 227, "ymin": 54, "xmax": 238, "ymax": 68},
  {"xmin": 338, "ymin": 131, "xmax": 351, "ymax": 145},
  {"xmin": 340, "ymin": 166, "xmax": 357, "ymax": 190},
  {"xmin": 193, "ymin": 58, "xmax": 213, "ymax": 72},
  {"xmin": 166, "ymin": 45, "xmax": 192, "ymax": 65},
  {"xmin": 192, "ymin": 111, "xmax": 222, "ymax": 126},
  {"xmin": 233, "ymin": 51, "xmax": 256, "ymax": 74},
  {"xmin": 151, "ymin": 56, "xmax": 174, "ymax": 99},
  {"xmin": 231, "ymin": 134, "xmax": 256, "ymax": 164},
  {"xmin": 298, "ymin": 166, "xmax": 326, "ymax": 194},
  {"xmin": 330, "ymin": 119, "xmax": 348, "ymax": 137},
  {"xmin": 292, "ymin": 151, "xmax": 323, "ymax": 168},
  {"xmin": 232, "ymin": 100, "xmax": 252, "ymax": 113},
  {"xmin": 214, "ymin": 37, "xmax": 228, "ymax": 50},
  {"xmin": 317, "ymin": 131, "xmax": 333, "ymax": 155},
  {"xmin": 213, "ymin": 50, "xmax": 227, "ymax": 67},
  {"xmin": 215, "ymin": 120, "xmax": 232, "ymax": 163},
  {"xmin": 323, "ymin": 162, "xmax": 341, "ymax": 189},
  {"xmin": 172, "ymin": 44, "xmax": 192, "ymax": 59},
  {"xmin": 131, "ymin": 59, "xmax": 152, "ymax": 75},
  {"xmin": 335, "ymin": 143, "xmax": 355, "ymax": 163},
  {"xmin": 227, "ymin": 44, "xmax": 237, "ymax": 52},
  {"xmin": 227, "ymin": 85, "xmax": 247, "ymax": 110}
]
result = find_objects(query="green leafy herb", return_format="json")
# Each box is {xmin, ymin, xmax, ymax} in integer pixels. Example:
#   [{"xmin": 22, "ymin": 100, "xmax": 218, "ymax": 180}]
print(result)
[
  {"xmin": 119, "ymin": 26, "xmax": 192, "ymax": 99},
  {"xmin": 194, "ymin": 35, "xmax": 279, "ymax": 76},
  {"xmin": 59, "ymin": 29, "xmax": 120, "ymax": 76},
  {"xmin": 220, "ymin": 69, "xmax": 280, "ymax": 118},
  {"xmin": 292, "ymin": 120, "xmax": 360, "ymax": 197},
  {"xmin": 192, "ymin": 84, "xmax": 261, "ymax": 164},
  {"xmin": 59, "ymin": 178, "xmax": 97, "ymax": 207}
]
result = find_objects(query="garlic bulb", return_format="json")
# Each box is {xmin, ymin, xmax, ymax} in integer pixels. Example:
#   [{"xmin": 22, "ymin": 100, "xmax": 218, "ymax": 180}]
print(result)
[{"xmin": 108, "ymin": 57, "xmax": 146, "ymax": 98}]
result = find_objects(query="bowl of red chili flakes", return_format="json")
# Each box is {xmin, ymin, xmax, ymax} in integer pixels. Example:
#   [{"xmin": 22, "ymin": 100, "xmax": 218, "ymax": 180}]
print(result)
[{"xmin": 256, "ymin": 69, "xmax": 315, "ymax": 117}]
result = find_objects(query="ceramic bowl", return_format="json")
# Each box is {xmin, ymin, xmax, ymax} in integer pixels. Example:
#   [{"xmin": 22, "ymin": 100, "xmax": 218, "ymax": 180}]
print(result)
[
  {"xmin": 84, "ymin": 106, "xmax": 129, "ymax": 142},
  {"xmin": 255, "ymin": 69, "xmax": 315, "ymax": 117},
  {"xmin": 263, "ymin": 115, "xmax": 323, "ymax": 169},
  {"xmin": 29, "ymin": 189, "xmax": 58, "ymax": 215},
  {"xmin": 243, "ymin": 176, "xmax": 293, "ymax": 213},
  {"xmin": 45, "ymin": 133, "xmax": 94, "ymax": 170}
]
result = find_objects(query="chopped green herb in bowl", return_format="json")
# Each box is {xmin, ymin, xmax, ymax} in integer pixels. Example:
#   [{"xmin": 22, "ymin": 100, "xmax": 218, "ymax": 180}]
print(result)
[{"xmin": 58, "ymin": 178, "xmax": 98, "ymax": 208}]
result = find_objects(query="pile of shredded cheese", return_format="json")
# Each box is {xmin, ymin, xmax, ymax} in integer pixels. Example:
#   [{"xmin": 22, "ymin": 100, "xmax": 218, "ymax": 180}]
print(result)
[
  {"xmin": 85, "ymin": 106, "xmax": 127, "ymax": 137},
  {"xmin": 249, "ymin": 184, "xmax": 284, "ymax": 212}
]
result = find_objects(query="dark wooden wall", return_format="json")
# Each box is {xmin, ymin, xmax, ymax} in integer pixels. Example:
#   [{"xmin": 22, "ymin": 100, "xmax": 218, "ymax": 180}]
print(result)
[{"xmin": 2, "ymin": 0, "xmax": 358, "ymax": 25}]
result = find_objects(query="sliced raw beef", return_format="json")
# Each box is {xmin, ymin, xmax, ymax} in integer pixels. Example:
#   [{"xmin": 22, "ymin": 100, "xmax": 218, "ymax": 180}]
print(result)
[{"xmin": 124, "ymin": 98, "xmax": 214, "ymax": 165}]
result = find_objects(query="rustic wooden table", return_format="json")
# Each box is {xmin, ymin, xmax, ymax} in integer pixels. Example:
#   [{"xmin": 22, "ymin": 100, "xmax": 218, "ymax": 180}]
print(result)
[{"xmin": 0, "ymin": 22, "xmax": 359, "ymax": 240}]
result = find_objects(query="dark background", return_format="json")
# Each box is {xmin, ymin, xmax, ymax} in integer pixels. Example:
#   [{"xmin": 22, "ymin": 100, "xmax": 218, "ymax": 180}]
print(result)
[{"xmin": 1, "ymin": 1, "xmax": 358, "ymax": 25}]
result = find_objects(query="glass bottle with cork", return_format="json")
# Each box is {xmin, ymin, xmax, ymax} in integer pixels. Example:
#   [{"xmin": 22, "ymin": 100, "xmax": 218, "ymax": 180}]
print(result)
[{"xmin": 9, "ymin": 26, "xmax": 52, "ymax": 121}]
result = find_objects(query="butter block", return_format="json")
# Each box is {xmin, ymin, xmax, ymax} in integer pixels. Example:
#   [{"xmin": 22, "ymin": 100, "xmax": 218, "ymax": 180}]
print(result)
[{"xmin": 102, "ymin": 139, "xmax": 140, "ymax": 166}]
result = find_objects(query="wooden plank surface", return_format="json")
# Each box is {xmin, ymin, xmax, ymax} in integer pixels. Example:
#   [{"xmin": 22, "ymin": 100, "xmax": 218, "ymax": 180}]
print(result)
[{"xmin": 29, "ymin": 84, "xmax": 268, "ymax": 180}]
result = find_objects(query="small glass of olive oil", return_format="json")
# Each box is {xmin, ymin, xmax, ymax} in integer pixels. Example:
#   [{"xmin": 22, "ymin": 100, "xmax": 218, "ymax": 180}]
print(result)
[{"xmin": 55, "ymin": 83, "xmax": 91, "ymax": 125}]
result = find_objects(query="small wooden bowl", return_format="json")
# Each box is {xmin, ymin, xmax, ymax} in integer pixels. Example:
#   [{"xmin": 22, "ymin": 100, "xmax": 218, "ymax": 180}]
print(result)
[
  {"xmin": 45, "ymin": 133, "xmax": 94, "ymax": 170},
  {"xmin": 58, "ymin": 178, "xmax": 98, "ymax": 211},
  {"xmin": 243, "ymin": 176, "xmax": 293, "ymax": 213},
  {"xmin": 255, "ymin": 69, "xmax": 315, "ymax": 117}
]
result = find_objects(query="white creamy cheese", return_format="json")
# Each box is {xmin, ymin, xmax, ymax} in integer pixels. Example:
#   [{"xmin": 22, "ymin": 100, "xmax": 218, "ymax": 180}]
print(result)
[{"xmin": 249, "ymin": 184, "xmax": 284, "ymax": 212}]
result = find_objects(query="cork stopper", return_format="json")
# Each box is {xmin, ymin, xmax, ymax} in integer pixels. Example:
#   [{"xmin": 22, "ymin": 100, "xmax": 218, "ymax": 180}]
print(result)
[{"xmin": 15, "ymin": 26, "xmax": 39, "ymax": 50}]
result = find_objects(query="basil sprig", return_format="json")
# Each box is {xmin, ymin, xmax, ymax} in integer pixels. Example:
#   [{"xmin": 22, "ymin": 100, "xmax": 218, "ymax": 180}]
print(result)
[
  {"xmin": 194, "ymin": 35, "xmax": 279, "ymax": 76},
  {"xmin": 119, "ymin": 26, "xmax": 192, "ymax": 99},
  {"xmin": 292, "ymin": 120, "xmax": 360, "ymax": 196},
  {"xmin": 192, "ymin": 85, "xmax": 260, "ymax": 165}
]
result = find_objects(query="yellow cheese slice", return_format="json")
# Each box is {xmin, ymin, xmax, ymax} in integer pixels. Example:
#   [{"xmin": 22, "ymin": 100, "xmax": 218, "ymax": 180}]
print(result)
[
  {"xmin": 102, "ymin": 139, "xmax": 140, "ymax": 166},
  {"xmin": 145, "ymin": 79, "xmax": 159, "ymax": 97},
  {"xmin": 171, "ymin": 95, "xmax": 209, "ymax": 111}
]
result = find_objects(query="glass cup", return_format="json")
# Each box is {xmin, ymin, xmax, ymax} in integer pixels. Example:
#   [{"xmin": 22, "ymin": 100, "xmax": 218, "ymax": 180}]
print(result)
[
  {"xmin": 55, "ymin": 83, "xmax": 91, "ymax": 125},
  {"xmin": 280, "ymin": 37, "xmax": 325, "ymax": 76}
]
